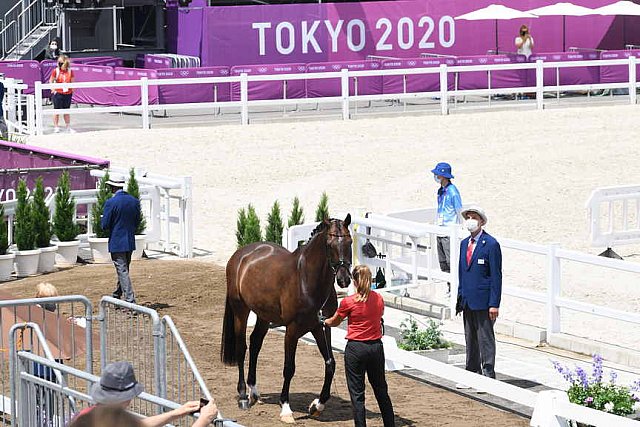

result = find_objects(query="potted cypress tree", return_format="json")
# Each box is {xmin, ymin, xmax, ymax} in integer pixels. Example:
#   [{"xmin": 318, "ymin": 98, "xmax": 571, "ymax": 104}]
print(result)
[
  {"xmin": 12, "ymin": 179, "xmax": 41, "ymax": 277},
  {"xmin": 88, "ymin": 172, "xmax": 112, "ymax": 264},
  {"xmin": 51, "ymin": 170, "xmax": 80, "ymax": 267},
  {"xmin": 315, "ymin": 192, "xmax": 330, "ymax": 221},
  {"xmin": 265, "ymin": 201, "xmax": 284, "ymax": 246},
  {"xmin": 127, "ymin": 168, "xmax": 147, "ymax": 260},
  {"xmin": 32, "ymin": 177, "xmax": 58, "ymax": 273},
  {"xmin": 0, "ymin": 203, "xmax": 15, "ymax": 281}
]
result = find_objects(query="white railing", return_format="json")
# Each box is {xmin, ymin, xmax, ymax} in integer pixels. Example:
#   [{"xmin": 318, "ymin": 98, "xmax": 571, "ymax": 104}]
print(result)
[
  {"xmin": 1, "ymin": 77, "xmax": 35, "ymax": 136},
  {"xmin": 30, "ymin": 56, "xmax": 640, "ymax": 134},
  {"xmin": 0, "ymin": 167, "xmax": 193, "ymax": 258},
  {"xmin": 286, "ymin": 212, "xmax": 640, "ymax": 338},
  {"xmin": 586, "ymin": 185, "xmax": 640, "ymax": 249}
]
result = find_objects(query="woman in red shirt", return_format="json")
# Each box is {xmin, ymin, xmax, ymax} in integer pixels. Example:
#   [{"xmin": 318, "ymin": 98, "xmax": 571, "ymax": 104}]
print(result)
[
  {"xmin": 322, "ymin": 265, "xmax": 395, "ymax": 427},
  {"xmin": 49, "ymin": 55, "xmax": 75, "ymax": 133}
]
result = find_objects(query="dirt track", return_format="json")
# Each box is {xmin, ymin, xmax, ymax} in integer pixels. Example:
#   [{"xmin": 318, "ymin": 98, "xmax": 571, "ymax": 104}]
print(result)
[{"xmin": 4, "ymin": 259, "xmax": 528, "ymax": 427}]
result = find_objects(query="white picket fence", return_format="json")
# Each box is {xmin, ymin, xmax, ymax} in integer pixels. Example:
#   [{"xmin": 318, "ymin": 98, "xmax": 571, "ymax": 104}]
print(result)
[
  {"xmin": 15, "ymin": 55, "xmax": 638, "ymax": 134},
  {"xmin": 0, "ymin": 167, "xmax": 193, "ymax": 258},
  {"xmin": 0, "ymin": 77, "xmax": 35, "ymax": 136}
]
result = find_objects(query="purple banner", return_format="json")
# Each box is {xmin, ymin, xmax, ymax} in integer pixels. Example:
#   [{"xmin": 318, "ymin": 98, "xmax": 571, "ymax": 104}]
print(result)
[
  {"xmin": 306, "ymin": 61, "xmax": 382, "ymax": 97},
  {"xmin": 71, "ymin": 65, "xmax": 115, "ymax": 106},
  {"xmin": 113, "ymin": 68, "xmax": 159, "ymax": 105},
  {"xmin": 456, "ymin": 55, "xmax": 528, "ymax": 90},
  {"xmin": 143, "ymin": 54, "xmax": 173, "ymax": 69},
  {"xmin": 0, "ymin": 61, "xmax": 41, "ymax": 94},
  {"xmin": 195, "ymin": 0, "xmax": 632, "ymax": 67},
  {"xmin": 0, "ymin": 141, "xmax": 109, "ymax": 203},
  {"xmin": 529, "ymin": 52, "xmax": 600, "ymax": 85},
  {"xmin": 157, "ymin": 67, "xmax": 231, "ymax": 104},
  {"xmin": 230, "ymin": 63, "xmax": 306, "ymax": 101},
  {"xmin": 599, "ymin": 50, "xmax": 640, "ymax": 84},
  {"xmin": 382, "ymin": 57, "xmax": 455, "ymax": 94}
]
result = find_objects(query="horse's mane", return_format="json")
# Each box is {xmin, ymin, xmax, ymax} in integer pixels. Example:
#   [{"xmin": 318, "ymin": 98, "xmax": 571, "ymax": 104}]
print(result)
[{"xmin": 309, "ymin": 218, "xmax": 340, "ymax": 240}]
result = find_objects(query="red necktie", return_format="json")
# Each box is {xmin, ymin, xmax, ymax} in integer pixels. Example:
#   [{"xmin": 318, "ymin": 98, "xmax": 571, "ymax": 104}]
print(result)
[{"xmin": 466, "ymin": 238, "xmax": 475, "ymax": 266}]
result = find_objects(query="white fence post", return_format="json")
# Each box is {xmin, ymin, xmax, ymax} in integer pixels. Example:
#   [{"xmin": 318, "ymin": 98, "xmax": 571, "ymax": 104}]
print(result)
[
  {"xmin": 341, "ymin": 68, "xmax": 350, "ymax": 120},
  {"xmin": 26, "ymin": 94, "xmax": 35, "ymax": 135},
  {"xmin": 35, "ymin": 81, "xmax": 43, "ymax": 135},
  {"xmin": 546, "ymin": 243, "xmax": 561, "ymax": 335},
  {"xmin": 536, "ymin": 60, "xmax": 544, "ymax": 110},
  {"xmin": 240, "ymin": 73, "xmax": 249, "ymax": 125},
  {"xmin": 141, "ymin": 77, "xmax": 150, "ymax": 130},
  {"xmin": 439, "ymin": 64, "xmax": 448, "ymax": 115},
  {"xmin": 181, "ymin": 176, "xmax": 193, "ymax": 258},
  {"xmin": 629, "ymin": 56, "xmax": 637, "ymax": 105}
]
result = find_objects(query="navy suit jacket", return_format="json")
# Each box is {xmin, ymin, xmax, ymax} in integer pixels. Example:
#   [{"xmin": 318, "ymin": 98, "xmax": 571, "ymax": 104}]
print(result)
[
  {"xmin": 101, "ymin": 191, "xmax": 141, "ymax": 253},
  {"xmin": 458, "ymin": 231, "xmax": 502, "ymax": 311}
]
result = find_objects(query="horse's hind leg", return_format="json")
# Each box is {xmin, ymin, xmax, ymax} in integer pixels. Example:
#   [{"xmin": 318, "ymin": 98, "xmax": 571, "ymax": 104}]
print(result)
[
  {"xmin": 233, "ymin": 304, "xmax": 251, "ymax": 409},
  {"xmin": 308, "ymin": 324, "xmax": 336, "ymax": 417},
  {"xmin": 247, "ymin": 317, "xmax": 270, "ymax": 405}
]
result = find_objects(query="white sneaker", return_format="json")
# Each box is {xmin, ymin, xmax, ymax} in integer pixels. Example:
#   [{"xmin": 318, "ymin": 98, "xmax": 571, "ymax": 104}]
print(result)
[
  {"xmin": 66, "ymin": 127, "xmax": 76, "ymax": 134},
  {"xmin": 53, "ymin": 127, "xmax": 60, "ymax": 133}
]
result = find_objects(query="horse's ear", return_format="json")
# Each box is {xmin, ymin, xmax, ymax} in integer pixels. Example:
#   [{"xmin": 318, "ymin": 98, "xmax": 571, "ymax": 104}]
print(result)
[{"xmin": 344, "ymin": 213, "xmax": 351, "ymax": 227}]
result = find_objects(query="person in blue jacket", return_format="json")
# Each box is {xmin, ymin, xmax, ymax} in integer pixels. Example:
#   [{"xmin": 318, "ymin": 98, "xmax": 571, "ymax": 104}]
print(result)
[
  {"xmin": 457, "ymin": 206, "xmax": 502, "ymax": 379},
  {"xmin": 101, "ymin": 176, "xmax": 141, "ymax": 304}
]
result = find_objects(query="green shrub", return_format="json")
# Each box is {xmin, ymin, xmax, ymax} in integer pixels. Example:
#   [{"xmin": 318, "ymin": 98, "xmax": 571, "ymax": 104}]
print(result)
[
  {"xmin": 52, "ymin": 171, "xmax": 80, "ymax": 242},
  {"xmin": 126, "ymin": 168, "xmax": 147, "ymax": 235},
  {"xmin": 91, "ymin": 172, "xmax": 112, "ymax": 238},
  {"xmin": 398, "ymin": 317, "xmax": 451, "ymax": 351},
  {"xmin": 236, "ymin": 207, "xmax": 247, "ymax": 248},
  {"xmin": 32, "ymin": 177, "xmax": 52, "ymax": 248},
  {"xmin": 243, "ymin": 204, "xmax": 262, "ymax": 245},
  {"xmin": 265, "ymin": 201, "xmax": 284, "ymax": 245},
  {"xmin": 288, "ymin": 197, "xmax": 304, "ymax": 227},
  {"xmin": 0, "ymin": 204, "xmax": 8, "ymax": 255},
  {"xmin": 315, "ymin": 192, "xmax": 330, "ymax": 222},
  {"xmin": 14, "ymin": 179, "xmax": 36, "ymax": 251}
]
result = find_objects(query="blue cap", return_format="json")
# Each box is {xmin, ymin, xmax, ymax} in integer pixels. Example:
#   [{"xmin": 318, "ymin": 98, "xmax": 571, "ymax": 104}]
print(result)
[{"xmin": 431, "ymin": 162, "xmax": 454, "ymax": 179}]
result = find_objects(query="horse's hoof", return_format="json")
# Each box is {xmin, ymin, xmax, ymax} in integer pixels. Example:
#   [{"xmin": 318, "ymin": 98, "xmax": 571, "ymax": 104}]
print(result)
[
  {"xmin": 238, "ymin": 399, "xmax": 250, "ymax": 410},
  {"xmin": 280, "ymin": 414, "xmax": 296, "ymax": 424},
  {"xmin": 308, "ymin": 398, "xmax": 325, "ymax": 417}
]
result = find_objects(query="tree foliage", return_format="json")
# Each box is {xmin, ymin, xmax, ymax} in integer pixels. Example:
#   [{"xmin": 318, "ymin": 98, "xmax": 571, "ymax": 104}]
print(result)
[
  {"xmin": 32, "ymin": 177, "xmax": 52, "ymax": 248},
  {"xmin": 14, "ymin": 179, "xmax": 36, "ymax": 251},
  {"xmin": 91, "ymin": 172, "xmax": 112, "ymax": 238},
  {"xmin": 243, "ymin": 204, "xmax": 262, "ymax": 246},
  {"xmin": 0, "ymin": 204, "xmax": 8, "ymax": 255},
  {"xmin": 126, "ymin": 168, "xmax": 147, "ymax": 235},
  {"xmin": 265, "ymin": 201, "xmax": 284, "ymax": 245},
  {"xmin": 288, "ymin": 196, "xmax": 304, "ymax": 227},
  {"xmin": 52, "ymin": 171, "xmax": 80, "ymax": 242},
  {"xmin": 315, "ymin": 192, "xmax": 330, "ymax": 222}
]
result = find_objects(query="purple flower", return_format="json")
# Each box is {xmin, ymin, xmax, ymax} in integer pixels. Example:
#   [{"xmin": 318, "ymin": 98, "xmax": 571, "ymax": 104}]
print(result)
[
  {"xmin": 575, "ymin": 366, "xmax": 589, "ymax": 388},
  {"xmin": 632, "ymin": 379, "xmax": 640, "ymax": 393},
  {"xmin": 592, "ymin": 354, "xmax": 603, "ymax": 384},
  {"xmin": 585, "ymin": 396, "xmax": 594, "ymax": 405},
  {"xmin": 552, "ymin": 360, "xmax": 574, "ymax": 383},
  {"xmin": 609, "ymin": 371, "xmax": 617, "ymax": 385}
]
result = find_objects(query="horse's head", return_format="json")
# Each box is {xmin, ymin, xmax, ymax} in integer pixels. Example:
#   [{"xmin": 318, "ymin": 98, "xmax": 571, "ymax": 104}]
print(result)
[{"xmin": 324, "ymin": 214, "xmax": 353, "ymax": 288}]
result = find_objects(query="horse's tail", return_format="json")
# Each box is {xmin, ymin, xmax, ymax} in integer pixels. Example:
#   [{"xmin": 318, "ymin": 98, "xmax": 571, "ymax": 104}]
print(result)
[{"xmin": 221, "ymin": 296, "xmax": 237, "ymax": 366}]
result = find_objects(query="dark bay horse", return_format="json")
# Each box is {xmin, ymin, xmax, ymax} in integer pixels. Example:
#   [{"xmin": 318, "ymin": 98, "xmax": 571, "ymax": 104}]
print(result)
[{"xmin": 221, "ymin": 214, "xmax": 352, "ymax": 423}]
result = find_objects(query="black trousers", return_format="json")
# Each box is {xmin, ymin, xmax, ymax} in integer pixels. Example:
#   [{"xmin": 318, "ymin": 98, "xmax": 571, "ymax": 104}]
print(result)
[
  {"xmin": 436, "ymin": 236, "xmax": 451, "ymax": 272},
  {"xmin": 344, "ymin": 340, "xmax": 395, "ymax": 427}
]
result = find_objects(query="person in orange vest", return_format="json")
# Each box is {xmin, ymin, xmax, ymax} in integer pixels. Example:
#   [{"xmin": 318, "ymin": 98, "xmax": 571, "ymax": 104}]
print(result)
[{"xmin": 49, "ymin": 55, "xmax": 75, "ymax": 134}]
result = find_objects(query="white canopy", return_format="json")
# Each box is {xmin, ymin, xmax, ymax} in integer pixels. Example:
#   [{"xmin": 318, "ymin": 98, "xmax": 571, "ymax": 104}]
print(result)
[
  {"xmin": 526, "ymin": 2, "xmax": 596, "ymax": 16},
  {"xmin": 455, "ymin": 4, "xmax": 538, "ymax": 21},
  {"xmin": 593, "ymin": 0, "xmax": 640, "ymax": 16}
]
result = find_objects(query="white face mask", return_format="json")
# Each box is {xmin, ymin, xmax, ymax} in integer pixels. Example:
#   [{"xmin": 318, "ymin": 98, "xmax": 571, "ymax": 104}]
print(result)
[
  {"xmin": 50, "ymin": 44, "xmax": 57, "ymax": 50},
  {"xmin": 433, "ymin": 175, "xmax": 441, "ymax": 184},
  {"xmin": 464, "ymin": 218, "xmax": 480, "ymax": 233}
]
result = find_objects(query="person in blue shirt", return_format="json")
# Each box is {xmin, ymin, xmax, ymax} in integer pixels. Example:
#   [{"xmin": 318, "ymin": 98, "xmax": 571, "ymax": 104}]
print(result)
[
  {"xmin": 101, "ymin": 177, "xmax": 141, "ymax": 304},
  {"xmin": 431, "ymin": 162, "xmax": 463, "ymax": 295}
]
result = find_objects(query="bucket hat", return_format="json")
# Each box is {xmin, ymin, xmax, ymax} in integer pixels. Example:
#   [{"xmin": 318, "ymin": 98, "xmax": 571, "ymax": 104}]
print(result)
[
  {"xmin": 431, "ymin": 162, "xmax": 454, "ymax": 179},
  {"xmin": 461, "ymin": 206, "xmax": 488, "ymax": 224},
  {"xmin": 90, "ymin": 361, "xmax": 144, "ymax": 404}
]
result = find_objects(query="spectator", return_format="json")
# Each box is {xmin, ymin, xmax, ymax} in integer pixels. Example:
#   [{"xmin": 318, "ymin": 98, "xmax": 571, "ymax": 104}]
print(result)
[
  {"xmin": 101, "ymin": 177, "xmax": 141, "ymax": 304},
  {"xmin": 45, "ymin": 40, "xmax": 61, "ymax": 60},
  {"xmin": 321, "ymin": 265, "xmax": 395, "ymax": 427},
  {"xmin": 74, "ymin": 361, "xmax": 218, "ymax": 427},
  {"xmin": 0, "ymin": 79, "xmax": 7, "ymax": 140},
  {"xmin": 457, "ymin": 206, "xmax": 502, "ymax": 384},
  {"xmin": 35, "ymin": 282, "xmax": 59, "ymax": 312},
  {"xmin": 49, "ymin": 55, "xmax": 75, "ymax": 134},
  {"xmin": 431, "ymin": 162, "xmax": 463, "ymax": 296},
  {"xmin": 515, "ymin": 25, "xmax": 534, "ymax": 59}
]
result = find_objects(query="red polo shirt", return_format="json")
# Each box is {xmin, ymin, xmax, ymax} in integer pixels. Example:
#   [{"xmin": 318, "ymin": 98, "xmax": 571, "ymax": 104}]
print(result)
[{"xmin": 336, "ymin": 291, "xmax": 384, "ymax": 341}]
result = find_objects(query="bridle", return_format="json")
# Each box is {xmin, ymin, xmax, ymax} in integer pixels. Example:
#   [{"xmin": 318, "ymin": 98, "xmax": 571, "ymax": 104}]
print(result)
[{"xmin": 326, "ymin": 232, "xmax": 352, "ymax": 276}]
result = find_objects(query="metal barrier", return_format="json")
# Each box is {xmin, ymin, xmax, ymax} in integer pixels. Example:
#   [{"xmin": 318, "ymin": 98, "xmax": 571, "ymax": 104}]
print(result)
[
  {"xmin": 586, "ymin": 185, "xmax": 640, "ymax": 251},
  {"xmin": 0, "ymin": 295, "xmax": 92, "ymax": 425}
]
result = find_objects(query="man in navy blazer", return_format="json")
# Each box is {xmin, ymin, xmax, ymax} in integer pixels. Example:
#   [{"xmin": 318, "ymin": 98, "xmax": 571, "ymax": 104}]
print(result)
[
  {"xmin": 101, "ymin": 176, "xmax": 141, "ymax": 304},
  {"xmin": 457, "ymin": 206, "xmax": 502, "ymax": 379}
]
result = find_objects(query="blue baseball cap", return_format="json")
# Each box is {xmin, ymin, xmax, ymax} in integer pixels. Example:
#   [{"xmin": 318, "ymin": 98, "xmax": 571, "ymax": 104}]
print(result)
[{"xmin": 431, "ymin": 162, "xmax": 454, "ymax": 179}]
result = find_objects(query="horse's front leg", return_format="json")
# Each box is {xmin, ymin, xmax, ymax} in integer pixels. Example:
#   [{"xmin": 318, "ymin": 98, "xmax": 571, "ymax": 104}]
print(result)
[
  {"xmin": 279, "ymin": 326, "xmax": 300, "ymax": 424},
  {"xmin": 308, "ymin": 324, "xmax": 335, "ymax": 417}
]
